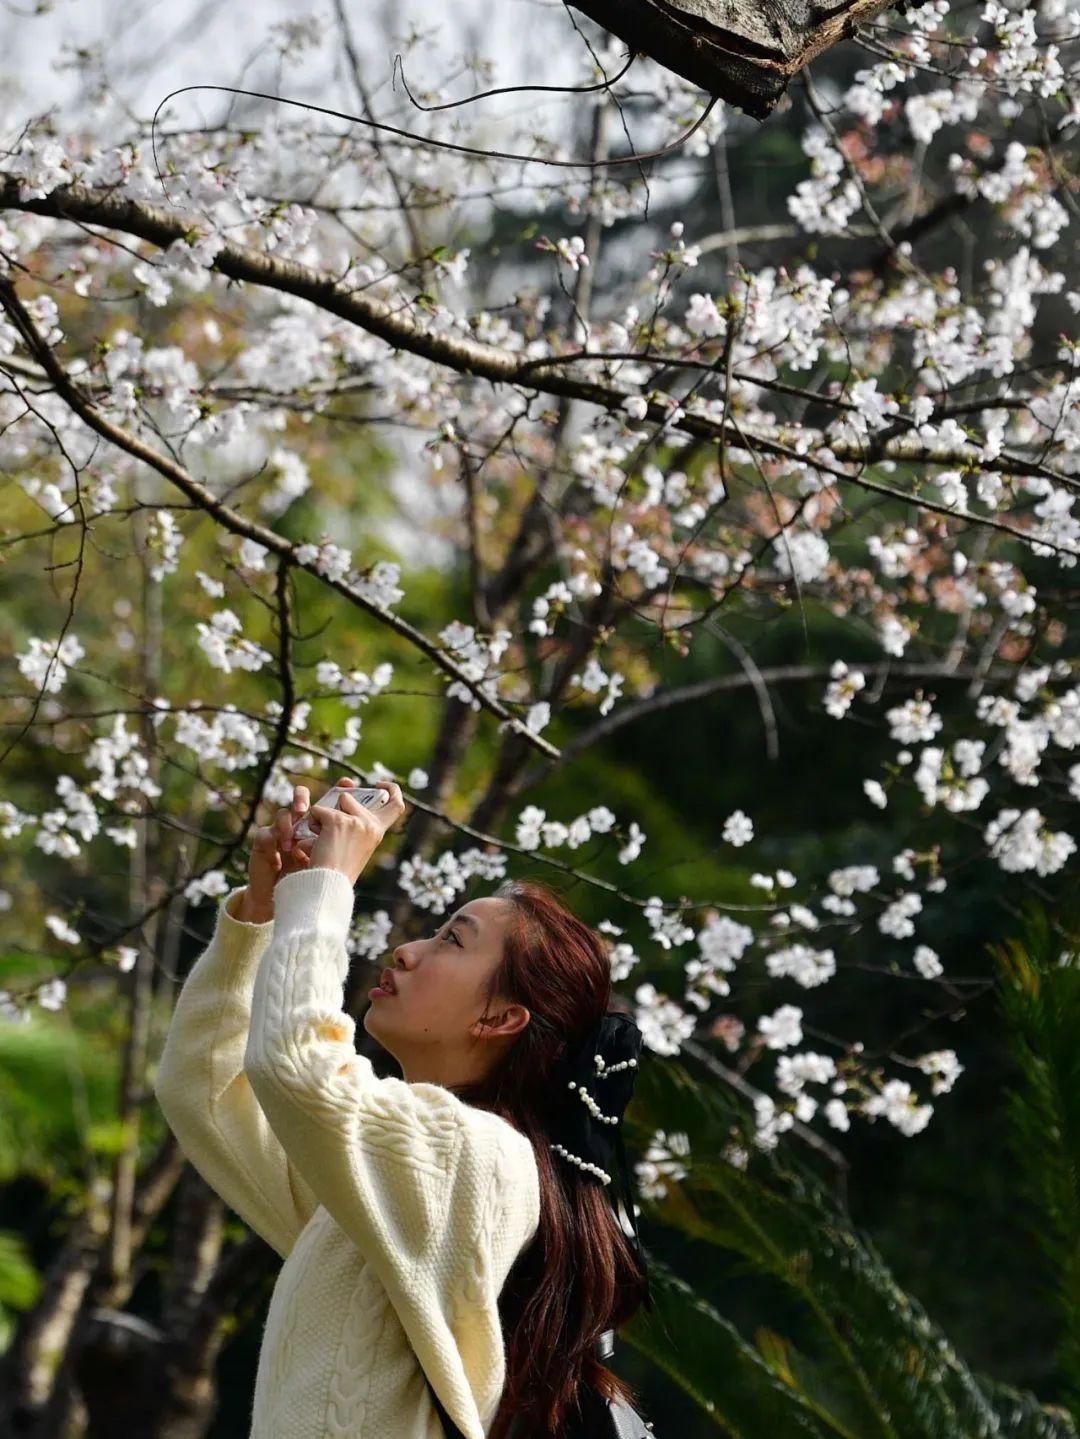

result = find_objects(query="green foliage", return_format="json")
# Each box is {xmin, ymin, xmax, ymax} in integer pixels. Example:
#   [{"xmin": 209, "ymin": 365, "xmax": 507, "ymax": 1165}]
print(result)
[
  {"xmin": 626, "ymin": 1258, "xmax": 836, "ymax": 1437},
  {"xmin": 0, "ymin": 1228, "xmax": 40, "ymax": 1354},
  {"xmin": 0, "ymin": 1004, "xmax": 122, "ymax": 1184},
  {"xmin": 990, "ymin": 897, "xmax": 1080, "ymax": 1417},
  {"xmin": 622, "ymin": 1042, "xmax": 1078, "ymax": 1437}
]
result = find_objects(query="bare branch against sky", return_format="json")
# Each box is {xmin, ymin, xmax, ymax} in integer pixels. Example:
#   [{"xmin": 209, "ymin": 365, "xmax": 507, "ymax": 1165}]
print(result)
[{"xmin": 0, "ymin": 0, "xmax": 574, "ymax": 120}]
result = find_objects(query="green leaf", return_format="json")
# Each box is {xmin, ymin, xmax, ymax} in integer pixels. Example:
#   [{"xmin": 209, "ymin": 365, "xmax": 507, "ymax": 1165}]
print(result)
[
  {"xmin": 624, "ymin": 1017, "xmax": 1078, "ymax": 1437},
  {"xmin": 622, "ymin": 1256, "xmax": 836, "ymax": 1437},
  {"xmin": 990, "ymin": 894, "xmax": 1080, "ymax": 1418},
  {"xmin": 0, "ymin": 1228, "xmax": 40, "ymax": 1312}
]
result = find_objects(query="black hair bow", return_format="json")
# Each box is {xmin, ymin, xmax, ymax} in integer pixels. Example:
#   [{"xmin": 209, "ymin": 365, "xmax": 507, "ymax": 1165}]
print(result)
[{"xmin": 545, "ymin": 1011, "xmax": 653, "ymax": 1313}]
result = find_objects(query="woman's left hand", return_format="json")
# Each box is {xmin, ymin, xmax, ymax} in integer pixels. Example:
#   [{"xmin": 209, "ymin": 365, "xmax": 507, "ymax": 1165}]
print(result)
[{"xmin": 306, "ymin": 779, "xmax": 407, "ymax": 887}]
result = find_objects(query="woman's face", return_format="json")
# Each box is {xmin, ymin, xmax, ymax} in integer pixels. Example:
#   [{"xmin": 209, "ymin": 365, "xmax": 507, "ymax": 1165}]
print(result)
[{"xmin": 362, "ymin": 895, "xmax": 531, "ymax": 1086}]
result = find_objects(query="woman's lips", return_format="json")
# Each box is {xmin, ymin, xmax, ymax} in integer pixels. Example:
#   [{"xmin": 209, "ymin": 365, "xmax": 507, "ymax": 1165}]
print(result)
[{"xmin": 370, "ymin": 969, "xmax": 398, "ymax": 998}]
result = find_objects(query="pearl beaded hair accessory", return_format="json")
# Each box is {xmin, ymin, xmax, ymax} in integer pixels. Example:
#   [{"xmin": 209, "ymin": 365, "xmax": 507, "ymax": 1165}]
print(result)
[
  {"xmin": 545, "ymin": 1010, "xmax": 653, "ymax": 1313},
  {"xmin": 550, "ymin": 1049, "xmax": 639, "ymax": 1183}
]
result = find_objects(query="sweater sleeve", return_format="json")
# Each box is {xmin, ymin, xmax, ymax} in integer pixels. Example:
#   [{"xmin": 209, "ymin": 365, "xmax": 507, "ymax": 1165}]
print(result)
[
  {"xmin": 242, "ymin": 865, "xmax": 542, "ymax": 1439},
  {"xmin": 152, "ymin": 885, "xmax": 320, "ymax": 1261}
]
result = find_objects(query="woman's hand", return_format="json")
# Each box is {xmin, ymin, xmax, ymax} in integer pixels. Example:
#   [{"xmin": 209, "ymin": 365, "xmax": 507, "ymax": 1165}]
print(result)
[
  {"xmin": 305, "ymin": 779, "xmax": 407, "ymax": 887},
  {"xmin": 236, "ymin": 782, "xmax": 333, "ymax": 921}
]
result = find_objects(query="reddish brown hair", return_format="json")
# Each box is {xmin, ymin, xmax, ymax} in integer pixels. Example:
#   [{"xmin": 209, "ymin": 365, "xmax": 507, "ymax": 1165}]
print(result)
[{"xmin": 447, "ymin": 876, "xmax": 650, "ymax": 1439}]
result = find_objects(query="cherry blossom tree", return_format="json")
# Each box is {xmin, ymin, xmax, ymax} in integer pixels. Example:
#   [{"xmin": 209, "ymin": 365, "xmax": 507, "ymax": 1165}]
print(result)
[{"xmin": 0, "ymin": 0, "xmax": 1078, "ymax": 1432}]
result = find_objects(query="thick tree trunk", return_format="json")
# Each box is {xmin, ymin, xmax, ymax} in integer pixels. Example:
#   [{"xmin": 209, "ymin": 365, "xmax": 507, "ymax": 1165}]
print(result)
[
  {"xmin": 0, "ymin": 1209, "xmax": 101, "ymax": 1436},
  {"xmin": 72, "ymin": 1310, "xmax": 165, "ymax": 1439},
  {"xmin": 568, "ymin": 0, "xmax": 895, "ymax": 117},
  {"xmin": 0, "ymin": 1139, "xmax": 186, "ymax": 1439}
]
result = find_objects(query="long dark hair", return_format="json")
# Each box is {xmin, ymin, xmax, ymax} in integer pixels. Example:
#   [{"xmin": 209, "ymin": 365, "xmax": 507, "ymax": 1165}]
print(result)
[{"xmin": 447, "ymin": 876, "xmax": 650, "ymax": 1439}]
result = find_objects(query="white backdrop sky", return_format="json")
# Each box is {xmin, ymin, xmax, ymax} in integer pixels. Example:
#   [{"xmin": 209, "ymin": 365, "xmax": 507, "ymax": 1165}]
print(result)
[
  {"xmin": 0, "ymin": 0, "xmax": 702, "ymax": 570},
  {"xmin": 0, "ymin": 0, "xmax": 574, "ymax": 123}
]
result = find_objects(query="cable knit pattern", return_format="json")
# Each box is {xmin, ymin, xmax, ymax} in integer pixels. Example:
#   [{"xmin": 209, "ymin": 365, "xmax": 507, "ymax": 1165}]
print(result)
[
  {"xmin": 153, "ymin": 886, "xmax": 319, "ymax": 1261},
  {"xmin": 325, "ymin": 1261, "xmax": 385, "ymax": 1436},
  {"xmin": 154, "ymin": 866, "xmax": 541, "ymax": 1439}
]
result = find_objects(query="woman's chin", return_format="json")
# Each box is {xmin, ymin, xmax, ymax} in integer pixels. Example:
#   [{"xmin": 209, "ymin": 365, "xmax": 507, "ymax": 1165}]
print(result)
[{"xmin": 363, "ymin": 1002, "xmax": 392, "ymax": 1030}]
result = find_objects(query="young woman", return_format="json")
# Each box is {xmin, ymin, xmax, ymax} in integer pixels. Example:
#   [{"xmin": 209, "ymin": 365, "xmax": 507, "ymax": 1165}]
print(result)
[{"xmin": 154, "ymin": 777, "xmax": 650, "ymax": 1439}]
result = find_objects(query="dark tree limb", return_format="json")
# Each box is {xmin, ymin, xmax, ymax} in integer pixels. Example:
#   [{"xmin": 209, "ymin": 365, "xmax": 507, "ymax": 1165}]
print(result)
[
  {"xmin": 568, "ymin": 0, "xmax": 896, "ymax": 118},
  {"xmin": 516, "ymin": 659, "xmax": 1022, "ymax": 791},
  {"xmin": 3, "ymin": 184, "xmax": 1076, "ymax": 556}
]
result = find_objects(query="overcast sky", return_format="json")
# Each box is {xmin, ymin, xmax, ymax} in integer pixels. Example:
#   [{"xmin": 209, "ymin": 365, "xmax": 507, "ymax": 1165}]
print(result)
[
  {"xmin": 0, "ymin": 0, "xmax": 604, "ymax": 572},
  {"xmin": 0, "ymin": 0, "xmax": 571, "ymax": 127}
]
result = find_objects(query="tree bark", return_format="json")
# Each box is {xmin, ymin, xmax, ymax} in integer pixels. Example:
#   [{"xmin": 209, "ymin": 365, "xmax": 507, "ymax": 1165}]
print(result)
[
  {"xmin": 568, "ymin": 0, "xmax": 895, "ymax": 117},
  {"xmin": 0, "ymin": 1138, "xmax": 185, "ymax": 1438}
]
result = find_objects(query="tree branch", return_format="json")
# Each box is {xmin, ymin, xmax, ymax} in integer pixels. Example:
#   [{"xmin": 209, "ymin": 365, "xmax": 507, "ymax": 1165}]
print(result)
[
  {"xmin": 0, "ymin": 269, "xmax": 559, "ymax": 760},
  {"xmin": 4, "ymin": 183, "xmax": 1075, "ymax": 548},
  {"xmin": 516, "ymin": 658, "xmax": 1022, "ymax": 790}
]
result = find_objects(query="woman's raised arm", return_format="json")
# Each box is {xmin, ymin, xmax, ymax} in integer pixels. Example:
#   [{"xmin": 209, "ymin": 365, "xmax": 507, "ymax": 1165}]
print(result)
[
  {"xmin": 153, "ymin": 784, "xmax": 328, "ymax": 1260},
  {"xmin": 153, "ymin": 883, "xmax": 321, "ymax": 1260}
]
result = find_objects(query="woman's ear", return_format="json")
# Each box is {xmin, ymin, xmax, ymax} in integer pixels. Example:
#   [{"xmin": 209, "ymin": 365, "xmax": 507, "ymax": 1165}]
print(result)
[{"xmin": 478, "ymin": 1004, "xmax": 530, "ymax": 1041}]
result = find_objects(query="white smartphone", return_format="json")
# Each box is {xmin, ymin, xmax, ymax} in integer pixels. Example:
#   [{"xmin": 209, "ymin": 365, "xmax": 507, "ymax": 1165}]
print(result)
[{"xmin": 292, "ymin": 784, "xmax": 389, "ymax": 843}]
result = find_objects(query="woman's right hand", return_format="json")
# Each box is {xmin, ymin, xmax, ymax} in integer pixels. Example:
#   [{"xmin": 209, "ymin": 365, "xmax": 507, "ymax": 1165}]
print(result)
[{"xmin": 233, "ymin": 782, "xmax": 327, "ymax": 920}]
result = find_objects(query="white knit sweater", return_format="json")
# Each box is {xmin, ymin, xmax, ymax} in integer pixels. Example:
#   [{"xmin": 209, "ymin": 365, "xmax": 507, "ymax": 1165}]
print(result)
[{"xmin": 153, "ymin": 865, "xmax": 541, "ymax": 1439}]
